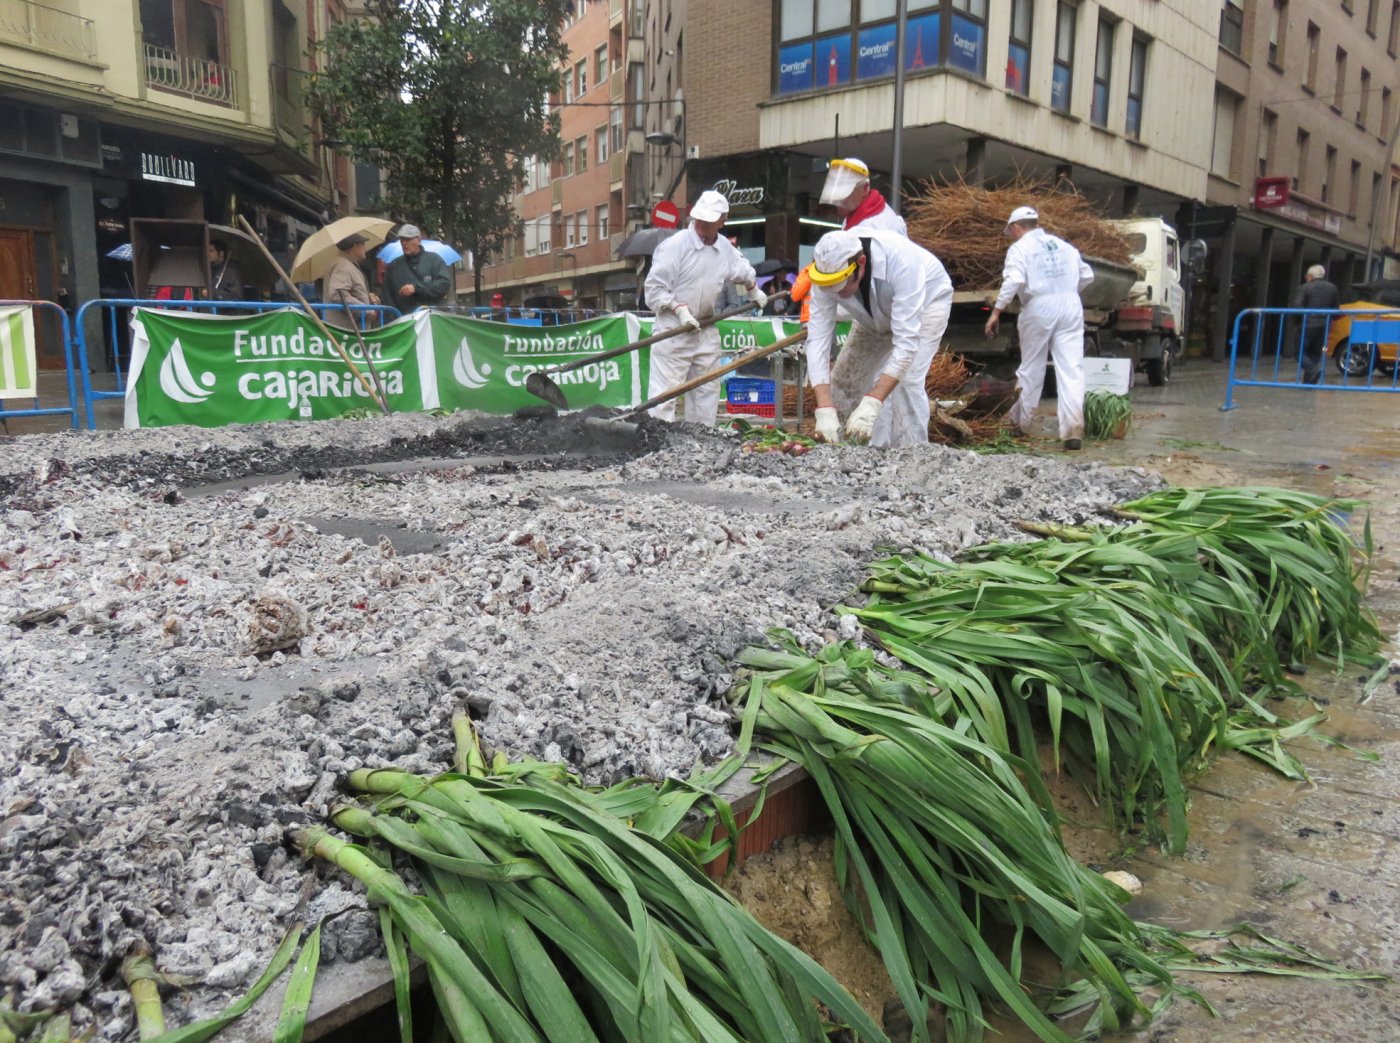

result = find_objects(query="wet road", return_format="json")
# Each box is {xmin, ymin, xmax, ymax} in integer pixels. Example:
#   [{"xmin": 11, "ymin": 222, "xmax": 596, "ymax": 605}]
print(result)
[{"xmin": 1074, "ymin": 360, "xmax": 1400, "ymax": 1041}]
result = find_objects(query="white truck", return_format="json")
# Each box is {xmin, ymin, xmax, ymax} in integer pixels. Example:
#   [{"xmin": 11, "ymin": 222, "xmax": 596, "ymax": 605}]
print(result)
[{"xmin": 949, "ymin": 216, "xmax": 1197, "ymax": 388}]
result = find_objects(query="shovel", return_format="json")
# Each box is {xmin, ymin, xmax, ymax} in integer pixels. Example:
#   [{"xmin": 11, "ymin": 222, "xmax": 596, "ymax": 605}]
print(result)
[
  {"xmin": 621, "ymin": 328, "xmax": 807, "ymax": 420},
  {"xmin": 525, "ymin": 292, "xmax": 789, "ymax": 410}
]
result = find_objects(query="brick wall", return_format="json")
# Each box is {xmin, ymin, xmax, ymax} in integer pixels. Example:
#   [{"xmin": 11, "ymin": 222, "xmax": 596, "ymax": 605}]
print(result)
[{"xmin": 687, "ymin": 1, "xmax": 770, "ymax": 159}]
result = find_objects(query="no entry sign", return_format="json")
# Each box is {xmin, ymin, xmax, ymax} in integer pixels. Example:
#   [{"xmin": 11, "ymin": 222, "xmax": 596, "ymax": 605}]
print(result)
[{"xmin": 652, "ymin": 200, "xmax": 680, "ymax": 228}]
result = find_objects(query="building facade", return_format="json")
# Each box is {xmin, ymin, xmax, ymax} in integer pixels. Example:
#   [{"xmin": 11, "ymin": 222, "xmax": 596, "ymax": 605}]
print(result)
[
  {"xmin": 0, "ymin": 0, "xmax": 351, "ymax": 367},
  {"xmin": 477, "ymin": 0, "xmax": 690, "ymax": 311},
  {"xmin": 1208, "ymin": 0, "xmax": 1400, "ymax": 324}
]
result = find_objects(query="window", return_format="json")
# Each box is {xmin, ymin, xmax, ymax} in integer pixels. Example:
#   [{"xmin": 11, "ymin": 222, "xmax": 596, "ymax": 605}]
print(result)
[
  {"xmin": 1091, "ymin": 18, "xmax": 1114, "ymax": 127},
  {"xmin": 575, "ymin": 135, "xmax": 587, "ymax": 172},
  {"xmin": 1391, "ymin": 2, "xmax": 1400, "ymax": 55},
  {"xmin": 527, "ymin": 216, "xmax": 552, "ymax": 256},
  {"xmin": 1294, "ymin": 128, "xmax": 1310, "ymax": 190},
  {"xmin": 1259, "ymin": 108, "xmax": 1277, "ymax": 177},
  {"xmin": 1350, "ymin": 159, "xmax": 1362, "ymax": 215},
  {"xmin": 1269, "ymin": 0, "xmax": 1287, "ymax": 65},
  {"xmin": 775, "ymin": 0, "xmax": 985, "ymax": 95},
  {"xmin": 1052, "ymin": 2, "xmax": 1076, "ymax": 113},
  {"xmin": 596, "ymin": 203, "xmax": 609, "ymax": 241},
  {"xmin": 1006, "ymin": 0, "xmax": 1032, "ymax": 95},
  {"xmin": 1306, "ymin": 22, "xmax": 1320, "ymax": 89},
  {"xmin": 1322, "ymin": 144, "xmax": 1336, "ymax": 202},
  {"xmin": 628, "ymin": 64, "xmax": 644, "ymax": 127},
  {"xmin": 1384, "ymin": 87, "xmax": 1394, "ymax": 136},
  {"xmin": 1359, "ymin": 68, "xmax": 1371, "ymax": 126},
  {"xmin": 575, "ymin": 60, "xmax": 587, "ymax": 97},
  {"xmin": 1220, "ymin": 0, "xmax": 1244, "ymax": 54},
  {"xmin": 563, "ymin": 140, "xmax": 575, "ymax": 176},
  {"xmin": 596, "ymin": 44, "xmax": 609, "ymax": 83},
  {"xmin": 595, "ymin": 125, "xmax": 608, "ymax": 165},
  {"xmin": 610, "ymin": 104, "xmax": 624, "ymax": 152},
  {"xmin": 563, "ymin": 66, "xmax": 574, "ymax": 103},
  {"xmin": 565, "ymin": 215, "xmax": 576, "ymax": 248},
  {"xmin": 1210, "ymin": 88, "xmax": 1237, "ymax": 179},
  {"xmin": 1333, "ymin": 47, "xmax": 1347, "ymax": 110},
  {"xmin": 1126, "ymin": 36, "xmax": 1147, "ymax": 139},
  {"xmin": 536, "ymin": 156, "xmax": 550, "ymax": 189},
  {"xmin": 1367, "ymin": 0, "xmax": 1381, "ymax": 33},
  {"xmin": 576, "ymin": 209, "xmax": 589, "ymax": 246}
]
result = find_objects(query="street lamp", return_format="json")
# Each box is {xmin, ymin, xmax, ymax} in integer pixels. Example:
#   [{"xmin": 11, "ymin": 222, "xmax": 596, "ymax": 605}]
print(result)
[{"xmin": 643, "ymin": 101, "xmax": 687, "ymax": 204}]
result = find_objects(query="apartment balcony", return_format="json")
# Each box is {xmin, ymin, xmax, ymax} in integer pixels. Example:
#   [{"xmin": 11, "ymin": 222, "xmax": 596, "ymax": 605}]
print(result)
[
  {"xmin": 143, "ymin": 41, "xmax": 239, "ymax": 107},
  {"xmin": 0, "ymin": 0, "xmax": 96, "ymax": 61}
]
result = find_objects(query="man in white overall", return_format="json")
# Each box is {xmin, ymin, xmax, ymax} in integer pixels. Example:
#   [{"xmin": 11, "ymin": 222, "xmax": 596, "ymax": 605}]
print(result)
[
  {"xmin": 984, "ymin": 206, "xmax": 1094, "ymax": 450},
  {"xmin": 805, "ymin": 229, "xmax": 953, "ymax": 448},
  {"xmin": 643, "ymin": 190, "xmax": 763, "ymax": 423}
]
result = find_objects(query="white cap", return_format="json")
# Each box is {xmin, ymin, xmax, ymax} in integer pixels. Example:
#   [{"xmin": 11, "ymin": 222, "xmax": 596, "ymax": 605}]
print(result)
[
  {"xmin": 810, "ymin": 230, "xmax": 863, "ymax": 288},
  {"xmin": 397, "ymin": 223, "xmax": 422, "ymax": 239},
  {"xmin": 820, "ymin": 157, "xmax": 872, "ymax": 206},
  {"xmin": 1004, "ymin": 206, "xmax": 1038, "ymax": 231},
  {"xmin": 689, "ymin": 190, "xmax": 730, "ymax": 223}
]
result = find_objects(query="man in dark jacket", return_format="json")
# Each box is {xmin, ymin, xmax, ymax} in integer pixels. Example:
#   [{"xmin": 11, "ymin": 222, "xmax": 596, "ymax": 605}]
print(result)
[
  {"xmin": 1290, "ymin": 264, "xmax": 1339, "ymax": 384},
  {"xmin": 383, "ymin": 224, "xmax": 451, "ymax": 313}
]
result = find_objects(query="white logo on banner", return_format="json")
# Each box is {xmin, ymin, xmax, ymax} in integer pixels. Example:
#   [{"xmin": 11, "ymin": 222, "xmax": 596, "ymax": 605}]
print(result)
[
  {"xmin": 452, "ymin": 337, "xmax": 492, "ymax": 389},
  {"xmin": 158, "ymin": 338, "xmax": 215, "ymax": 403}
]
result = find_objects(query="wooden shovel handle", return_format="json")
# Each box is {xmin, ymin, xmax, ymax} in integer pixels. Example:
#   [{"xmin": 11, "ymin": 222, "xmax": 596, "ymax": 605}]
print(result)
[{"xmin": 622, "ymin": 329, "xmax": 808, "ymax": 419}]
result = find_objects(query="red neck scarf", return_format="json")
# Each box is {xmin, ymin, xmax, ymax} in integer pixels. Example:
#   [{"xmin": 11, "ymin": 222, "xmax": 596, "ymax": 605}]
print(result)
[{"xmin": 843, "ymin": 188, "xmax": 889, "ymax": 230}]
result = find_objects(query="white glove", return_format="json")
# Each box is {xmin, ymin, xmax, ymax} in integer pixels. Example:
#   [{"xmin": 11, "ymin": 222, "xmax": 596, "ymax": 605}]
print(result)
[
  {"xmin": 746, "ymin": 284, "xmax": 768, "ymax": 309},
  {"xmin": 674, "ymin": 304, "xmax": 701, "ymax": 331},
  {"xmin": 814, "ymin": 406, "xmax": 841, "ymax": 444},
  {"xmin": 845, "ymin": 396, "xmax": 883, "ymax": 443}
]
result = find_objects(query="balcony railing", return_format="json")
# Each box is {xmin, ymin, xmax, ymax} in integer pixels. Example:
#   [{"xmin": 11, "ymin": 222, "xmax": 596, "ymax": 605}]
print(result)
[
  {"xmin": 143, "ymin": 42, "xmax": 239, "ymax": 107},
  {"xmin": 0, "ymin": 0, "xmax": 95, "ymax": 60}
]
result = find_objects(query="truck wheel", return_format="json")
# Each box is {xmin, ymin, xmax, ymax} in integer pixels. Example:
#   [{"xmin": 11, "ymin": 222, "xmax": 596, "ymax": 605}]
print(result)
[
  {"xmin": 1333, "ymin": 338, "xmax": 1376, "ymax": 377},
  {"xmin": 1144, "ymin": 338, "xmax": 1174, "ymax": 387}
]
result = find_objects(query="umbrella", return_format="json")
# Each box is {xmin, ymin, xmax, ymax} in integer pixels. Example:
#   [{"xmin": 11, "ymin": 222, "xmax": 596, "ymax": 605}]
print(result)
[
  {"xmin": 378, "ymin": 238, "xmax": 463, "ymax": 266},
  {"xmin": 757, "ymin": 272, "xmax": 797, "ymax": 290},
  {"xmin": 755, "ymin": 257, "xmax": 799, "ymax": 276},
  {"xmin": 616, "ymin": 227, "xmax": 678, "ymax": 258},
  {"xmin": 290, "ymin": 216, "xmax": 397, "ymax": 282}
]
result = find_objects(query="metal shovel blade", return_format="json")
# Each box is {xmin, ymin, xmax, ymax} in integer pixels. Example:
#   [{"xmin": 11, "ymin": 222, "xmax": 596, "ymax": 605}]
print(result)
[{"xmin": 525, "ymin": 370, "xmax": 570, "ymax": 410}]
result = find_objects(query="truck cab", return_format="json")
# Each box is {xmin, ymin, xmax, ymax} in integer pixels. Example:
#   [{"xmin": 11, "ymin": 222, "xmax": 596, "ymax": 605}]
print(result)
[
  {"xmin": 1117, "ymin": 217, "xmax": 1184, "ymax": 337},
  {"xmin": 1103, "ymin": 217, "xmax": 1187, "ymax": 386}
]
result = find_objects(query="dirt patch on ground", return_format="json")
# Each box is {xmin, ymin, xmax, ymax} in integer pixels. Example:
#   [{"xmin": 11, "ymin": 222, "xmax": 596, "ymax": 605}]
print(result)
[{"xmin": 725, "ymin": 834, "xmax": 893, "ymax": 1022}]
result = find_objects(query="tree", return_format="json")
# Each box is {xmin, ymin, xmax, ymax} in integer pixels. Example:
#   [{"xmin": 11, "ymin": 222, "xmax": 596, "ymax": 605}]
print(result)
[{"xmin": 310, "ymin": 0, "xmax": 570, "ymax": 301}]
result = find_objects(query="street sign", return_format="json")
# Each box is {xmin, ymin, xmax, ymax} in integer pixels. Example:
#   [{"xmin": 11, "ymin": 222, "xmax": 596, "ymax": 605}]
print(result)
[{"xmin": 652, "ymin": 200, "xmax": 679, "ymax": 229}]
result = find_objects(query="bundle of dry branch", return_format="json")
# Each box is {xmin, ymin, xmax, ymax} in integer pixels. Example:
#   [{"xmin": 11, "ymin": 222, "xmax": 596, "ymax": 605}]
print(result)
[{"xmin": 904, "ymin": 176, "xmax": 1135, "ymax": 291}]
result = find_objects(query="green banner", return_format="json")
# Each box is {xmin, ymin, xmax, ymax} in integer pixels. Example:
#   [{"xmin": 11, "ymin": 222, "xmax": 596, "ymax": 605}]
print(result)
[
  {"xmin": 123, "ymin": 310, "xmax": 840, "ymax": 428},
  {"xmin": 126, "ymin": 308, "xmax": 420, "ymax": 428},
  {"xmin": 423, "ymin": 313, "xmax": 648, "ymax": 412}
]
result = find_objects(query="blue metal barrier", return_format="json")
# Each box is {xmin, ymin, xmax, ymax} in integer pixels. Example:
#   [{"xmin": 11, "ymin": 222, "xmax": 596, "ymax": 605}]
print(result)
[
  {"xmin": 0, "ymin": 300, "xmax": 81, "ymax": 430},
  {"xmin": 74, "ymin": 299, "xmax": 401, "ymax": 429},
  {"xmin": 1222, "ymin": 306, "xmax": 1400, "ymax": 410},
  {"xmin": 446, "ymin": 305, "xmax": 609, "ymax": 326}
]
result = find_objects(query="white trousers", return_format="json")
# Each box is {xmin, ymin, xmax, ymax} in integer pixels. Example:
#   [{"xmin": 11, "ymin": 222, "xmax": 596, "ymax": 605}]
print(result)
[
  {"xmin": 829, "ymin": 298, "xmax": 951, "ymax": 448},
  {"xmin": 646, "ymin": 326, "xmax": 721, "ymax": 424},
  {"xmin": 1011, "ymin": 297, "xmax": 1086, "ymax": 441}
]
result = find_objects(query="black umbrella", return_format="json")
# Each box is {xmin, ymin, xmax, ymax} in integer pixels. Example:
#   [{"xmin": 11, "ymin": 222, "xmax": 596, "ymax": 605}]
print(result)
[
  {"xmin": 755, "ymin": 257, "xmax": 799, "ymax": 276},
  {"xmin": 615, "ymin": 227, "xmax": 678, "ymax": 258}
]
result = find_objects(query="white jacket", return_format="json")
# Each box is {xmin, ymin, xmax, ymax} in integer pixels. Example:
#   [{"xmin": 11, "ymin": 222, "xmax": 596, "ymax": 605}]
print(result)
[
  {"xmin": 645, "ymin": 224, "xmax": 757, "ymax": 333},
  {"xmin": 993, "ymin": 228, "xmax": 1093, "ymax": 312},
  {"xmin": 806, "ymin": 230, "xmax": 953, "ymax": 386}
]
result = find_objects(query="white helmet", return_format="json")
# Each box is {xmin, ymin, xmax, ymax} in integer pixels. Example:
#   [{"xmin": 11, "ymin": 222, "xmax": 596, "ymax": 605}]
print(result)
[
  {"xmin": 810, "ymin": 230, "xmax": 863, "ymax": 288},
  {"xmin": 820, "ymin": 157, "xmax": 871, "ymax": 206}
]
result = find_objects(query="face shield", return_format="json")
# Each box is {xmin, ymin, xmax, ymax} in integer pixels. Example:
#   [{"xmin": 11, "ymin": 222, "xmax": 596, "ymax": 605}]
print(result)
[{"xmin": 820, "ymin": 159, "xmax": 870, "ymax": 206}]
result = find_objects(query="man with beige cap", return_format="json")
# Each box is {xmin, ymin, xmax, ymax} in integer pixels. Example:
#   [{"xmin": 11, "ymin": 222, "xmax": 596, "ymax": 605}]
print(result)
[
  {"xmin": 325, "ymin": 232, "xmax": 379, "ymax": 328},
  {"xmin": 984, "ymin": 206, "xmax": 1094, "ymax": 450},
  {"xmin": 643, "ymin": 189, "xmax": 764, "ymax": 424}
]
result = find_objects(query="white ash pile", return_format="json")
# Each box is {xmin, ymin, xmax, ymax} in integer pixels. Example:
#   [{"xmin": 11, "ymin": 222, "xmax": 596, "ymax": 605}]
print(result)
[{"xmin": 0, "ymin": 411, "xmax": 1162, "ymax": 1036}]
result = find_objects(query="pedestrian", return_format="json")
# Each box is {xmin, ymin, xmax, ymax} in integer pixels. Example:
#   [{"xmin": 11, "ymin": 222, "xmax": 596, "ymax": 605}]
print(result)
[
  {"xmin": 789, "ymin": 264, "xmax": 814, "ymax": 323},
  {"xmin": 325, "ymin": 233, "xmax": 379, "ymax": 328},
  {"xmin": 804, "ymin": 229, "xmax": 952, "ymax": 448},
  {"xmin": 984, "ymin": 206, "xmax": 1094, "ymax": 451},
  {"xmin": 820, "ymin": 157, "xmax": 908, "ymax": 235},
  {"xmin": 383, "ymin": 224, "xmax": 450, "ymax": 313},
  {"xmin": 208, "ymin": 239, "xmax": 244, "ymax": 301},
  {"xmin": 643, "ymin": 189, "xmax": 765, "ymax": 424},
  {"xmin": 716, "ymin": 241, "xmax": 760, "ymax": 316},
  {"xmin": 1290, "ymin": 263, "xmax": 1339, "ymax": 384}
]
